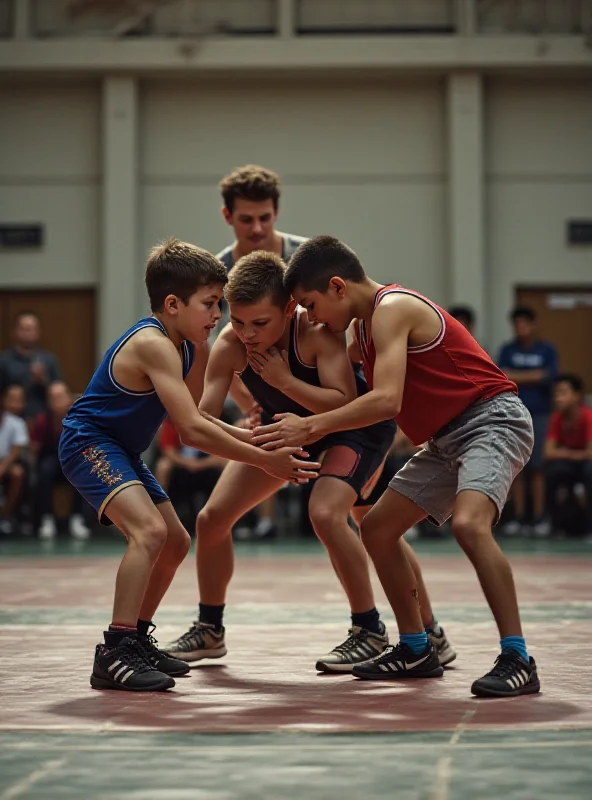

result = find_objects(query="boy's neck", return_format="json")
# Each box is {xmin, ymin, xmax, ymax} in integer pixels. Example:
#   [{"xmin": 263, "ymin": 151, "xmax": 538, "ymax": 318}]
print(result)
[
  {"xmin": 152, "ymin": 314, "xmax": 183, "ymax": 349},
  {"xmin": 350, "ymin": 277, "xmax": 385, "ymax": 324},
  {"xmin": 234, "ymin": 231, "xmax": 283, "ymax": 262},
  {"xmin": 562, "ymin": 404, "xmax": 582, "ymax": 422}
]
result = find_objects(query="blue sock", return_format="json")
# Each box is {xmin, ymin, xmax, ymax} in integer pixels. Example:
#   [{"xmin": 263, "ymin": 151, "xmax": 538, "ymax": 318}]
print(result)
[
  {"xmin": 400, "ymin": 632, "xmax": 428, "ymax": 654},
  {"xmin": 500, "ymin": 636, "xmax": 528, "ymax": 662}
]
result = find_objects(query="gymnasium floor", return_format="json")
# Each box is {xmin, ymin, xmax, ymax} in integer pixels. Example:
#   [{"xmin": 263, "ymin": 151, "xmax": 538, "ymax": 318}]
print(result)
[{"xmin": 1, "ymin": 536, "xmax": 591, "ymax": 800}]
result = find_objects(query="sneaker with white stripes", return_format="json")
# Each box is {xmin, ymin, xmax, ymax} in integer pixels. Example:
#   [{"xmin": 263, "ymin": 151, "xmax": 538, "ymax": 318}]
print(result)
[
  {"xmin": 90, "ymin": 636, "xmax": 175, "ymax": 692},
  {"xmin": 315, "ymin": 623, "xmax": 389, "ymax": 673},
  {"xmin": 352, "ymin": 641, "xmax": 444, "ymax": 680},
  {"xmin": 471, "ymin": 650, "xmax": 540, "ymax": 697}
]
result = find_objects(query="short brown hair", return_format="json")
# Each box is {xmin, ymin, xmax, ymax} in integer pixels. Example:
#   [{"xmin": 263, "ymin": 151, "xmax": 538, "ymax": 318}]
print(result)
[
  {"xmin": 145, "ymin": 237, "xmax": 228, "ymax": 312},
  {"xmin": 219, "ymin": 165, "xmax": 280, "ymax": 213},
  {"xmin": 225, "ymin": 251, "xmax": 290, "ymax": 309}
]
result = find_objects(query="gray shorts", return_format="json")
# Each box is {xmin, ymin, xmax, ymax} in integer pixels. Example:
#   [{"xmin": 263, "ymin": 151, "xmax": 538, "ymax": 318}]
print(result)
[{"xmin": 388, "ymin": 392, "xmax": 534, "ymax": 526}]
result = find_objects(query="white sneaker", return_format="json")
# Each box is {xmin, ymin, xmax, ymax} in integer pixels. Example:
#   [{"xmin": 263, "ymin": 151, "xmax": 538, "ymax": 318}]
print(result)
[
  {"xmin": 532, "ymin": 518, "xmax": 552, "ymax": 538},
  {"xmin": 69, "ymin": 514, "xmax": 91, "ymax": 540},
  {"xmin": 502, "ymin": 520, "xmax": 523, "ymax": 537},
  {"xmin": 39, "ymin": 515, "xmax": 57, "ymax": 540}
]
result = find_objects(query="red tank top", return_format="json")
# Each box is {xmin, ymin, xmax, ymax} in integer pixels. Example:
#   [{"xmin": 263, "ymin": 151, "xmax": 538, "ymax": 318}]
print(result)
[{"xmin": 354, "ymin": 285, "xmax": 517, "ymax": 445}]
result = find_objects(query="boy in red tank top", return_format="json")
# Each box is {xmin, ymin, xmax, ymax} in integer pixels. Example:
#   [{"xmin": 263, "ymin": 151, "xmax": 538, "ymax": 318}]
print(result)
[{"xmin": 253, "ymin": 235, "xmax": 540, "ymax": 698}]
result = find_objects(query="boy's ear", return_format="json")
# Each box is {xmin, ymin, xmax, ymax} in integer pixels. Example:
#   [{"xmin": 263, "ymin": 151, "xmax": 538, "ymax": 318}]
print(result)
[
  {"xmin": 222, "ymin": 206, "xmax": 232, "ymax": 225},
  {"xmin": 285, "ymin": 298, "xmax": 297, "ymax": 318},
  {"xmin": 163, "ymin": 294, "xmax": 179, "ymax": 315},
  {"xmin": 329, "ymin": 276, "xmax": 347, "ymax": 297}
]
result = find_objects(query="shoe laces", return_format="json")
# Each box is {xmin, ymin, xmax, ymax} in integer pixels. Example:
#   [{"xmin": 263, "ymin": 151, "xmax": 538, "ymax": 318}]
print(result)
[
  {"xmin": 486, "ymin": 650, "xmax": 526, "ymax": 679},
  {"xmin": 137, "ymin": 628, "xmax": 165, "ymax": 664},
  {"xmin": 175, "ymin": 621, "xmax": 211, "ymax": 648},
  {"xmin": 111, "ymin": 636, "xmax": 154, "ymax": 673},
  {"xmin": 333, "ymin": 627, "xmax": 374, "ymax": 654}
]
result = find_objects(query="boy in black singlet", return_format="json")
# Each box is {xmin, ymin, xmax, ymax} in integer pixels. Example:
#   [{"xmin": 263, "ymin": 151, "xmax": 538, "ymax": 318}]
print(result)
[{"xmin": 165, "ymin": 252, "xmax": 455, "ymax": 672}]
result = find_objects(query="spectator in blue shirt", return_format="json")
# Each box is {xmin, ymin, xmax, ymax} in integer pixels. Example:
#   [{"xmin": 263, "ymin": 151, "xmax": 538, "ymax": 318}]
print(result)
[{"xmin": 498, "ymin": 306, "xmax": 559, "ymax": 536}]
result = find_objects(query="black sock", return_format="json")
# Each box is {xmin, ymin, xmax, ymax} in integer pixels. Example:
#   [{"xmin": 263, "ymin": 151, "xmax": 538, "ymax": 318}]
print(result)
[
  {"xmin": 137, "ymin": 619, "xmax": 152, "ymax": 637},
  {"xmin": 199, "ymin": 603, "xmax": 225, "ymax": 631},
  {"xmin": 351, "ymin": 607, "xmax": 381, "ymax": 634},
  {"xmin": 104, "ymin": 624, "xmax": 137, "ymax": 647}
]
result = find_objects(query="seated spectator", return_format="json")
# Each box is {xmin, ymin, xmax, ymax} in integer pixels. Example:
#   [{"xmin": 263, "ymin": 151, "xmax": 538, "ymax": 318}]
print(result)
[
  {"xmin": 154, "ymin": 417, "xmax": 226, "ymax": 527},
  {"xmin": 0, "ymin": 385, "xmax": 29, "ymax": 535},
  {"xmin": 0, "ymin": 311, "xmax": 61, "ymax": 422},
  {"xmin": 30, "ymin": 381, "xmax": 91, "ymax": 540},
  {"xmin": 448, "ymin": 305, "xmax": 475, "ymax": 335},
  {"xmin": 544, "ymin": 374, "xmax": 592, "ymax": 538},
  {"xmin": 498, "ymin": 306, "xmax": 558, "ymax": 537}
]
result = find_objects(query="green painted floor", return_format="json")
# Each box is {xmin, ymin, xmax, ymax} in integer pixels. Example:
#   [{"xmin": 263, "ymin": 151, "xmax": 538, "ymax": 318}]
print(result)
[{"xmin": 1, "ymin": 731, "xmax": 591, "ymax": 800}]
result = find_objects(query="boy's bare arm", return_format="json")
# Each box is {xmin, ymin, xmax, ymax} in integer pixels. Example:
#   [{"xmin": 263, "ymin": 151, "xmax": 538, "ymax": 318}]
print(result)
[
  {"xmin": 198, "ymin": 335, "xmax": 252, "ymax": 443},
  {"xmin": 135, "ymin": 336, "xmax": 320, "ymax": 482},
  {"xmin": 252, "ymin": 296, "xmax": 412, "ymax": 448},
  {"xmin": 247, "ymin": 328, "xmax": 356, "ymax": 414}
]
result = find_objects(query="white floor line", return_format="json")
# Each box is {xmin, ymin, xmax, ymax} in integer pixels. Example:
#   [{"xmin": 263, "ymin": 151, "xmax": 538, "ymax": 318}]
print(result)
[
  {"xmin": 0, "ymin": 758, "xmax": 66, "ymax": 799},
  {"xmin": 431, "ymin": 710, "xmax": 476, "ymax": 800}
]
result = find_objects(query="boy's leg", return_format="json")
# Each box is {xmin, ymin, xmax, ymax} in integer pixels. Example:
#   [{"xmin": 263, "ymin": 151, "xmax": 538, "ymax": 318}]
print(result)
[
  {"xmin": 103, "ymin": 485, "xmax": 170, "ymax": 627},
  {"xmin": 164, "ymin": 460, "xmax": 283, "ymax": 661},
  {"xmin": 139, "ymin": 499, "xmax": 191, "ymax": 622},
  {"xmin": 3, "ymin": 462, "xmax": 25, "ymax": 517},
  {"xmin": 309, "ymin": 476, "xmax": 374, "ymax": 614}
]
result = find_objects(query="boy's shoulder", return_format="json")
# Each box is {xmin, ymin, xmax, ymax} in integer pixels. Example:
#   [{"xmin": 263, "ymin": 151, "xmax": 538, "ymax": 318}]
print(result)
[
  {"xmin": 210, "ymin": 324, "xmax": 245, "ymax": 368},
  {"xmin": 297, "ymin": 310, "xmax": 345, "ymax": 355}
]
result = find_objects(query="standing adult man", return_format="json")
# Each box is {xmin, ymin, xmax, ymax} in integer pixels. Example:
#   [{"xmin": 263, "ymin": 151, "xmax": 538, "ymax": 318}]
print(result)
[
  {"xmin": 215, "ymin": 165, "xmax": 307, "ymax": 539},
  {"xmin": 498, "ymin": 307, "xmax": 558, "ymax": 536},
  {"xmin": 0, "ymin": 312, "xmax": 62, "ymax": 421}
]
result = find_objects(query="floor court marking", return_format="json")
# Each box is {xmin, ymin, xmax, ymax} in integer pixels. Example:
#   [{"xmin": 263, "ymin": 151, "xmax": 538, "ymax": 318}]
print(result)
[
  {"xmin": 1, "ymin": 738, "xmax": 591, "ymax": 754},
  {"xmin": 0, "ymin": 758, "xmax": 67, "ymax": 800},
  {"xmin": 431, "ymin": 710, "xmax": 476, "ymax": 800}
]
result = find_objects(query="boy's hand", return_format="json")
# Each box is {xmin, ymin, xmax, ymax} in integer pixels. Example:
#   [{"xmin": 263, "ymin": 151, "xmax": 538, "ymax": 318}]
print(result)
[
  {"xmin": 252, "ymin": 413, "xmax": 319, "ymax": 449},
  {"xmin": 247, "ymin": 347, "xmax": 291, "ymax": 390},
  {"xmin": 260, "ymin": 447, "xmax": 320, "ymax": 484}
]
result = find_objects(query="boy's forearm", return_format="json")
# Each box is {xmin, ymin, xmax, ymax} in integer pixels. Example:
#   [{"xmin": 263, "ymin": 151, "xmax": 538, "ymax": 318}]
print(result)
[
  {"xmin": 281, "ymin": 374, "xmax": 348, "ymax": 414},
  {"xmin": 181, "ymin": 415, "xmax": 263, "ymax": 466},
  {"xmin": 199, "ymin": 411, "xmax": 253, "ymax": 443},
  {"xmin": 309, "ymin": 391, "xmax": 397, "ymax": 439}
]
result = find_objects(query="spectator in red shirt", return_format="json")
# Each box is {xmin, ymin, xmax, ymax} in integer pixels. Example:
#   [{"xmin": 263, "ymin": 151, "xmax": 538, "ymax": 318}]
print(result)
[
  {"xmin": 31, "ymin": 381, "xmax": 90, "ymax": 540},
  {"xmin": 544, "ymin": 374, "xmax": 592, "ymax": 537}
]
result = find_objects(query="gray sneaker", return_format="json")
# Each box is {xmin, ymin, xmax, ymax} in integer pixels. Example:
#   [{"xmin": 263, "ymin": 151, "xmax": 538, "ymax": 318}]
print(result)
[
  {"xmin": 428, "ymin": 625, "xmax": 457, "ymax": 666},
  {"xmin": 164, "ymin": 621, "xmax": 227, "ymax": 663},
  {"xmin": 316, "ymin": 624, "xmax": 389, "ymax": 673}
]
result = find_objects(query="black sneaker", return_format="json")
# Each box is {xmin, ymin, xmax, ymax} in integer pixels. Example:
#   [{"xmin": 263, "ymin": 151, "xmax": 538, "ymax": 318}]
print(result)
[
  {"xmin": 138, "ymin": 625, "xmax": 191, "ymax": 676},
  {"xmin": 316, "ymin": 624, "xmax": 389, "ymax": 673},
  {"xmin": 90, "ymin": 636, "xmax": 175, "ymax": 692},
  {"xmin": 352, "ymin": 641, "xmax": 444, "ymax": 680},
  {"xmin": 427, "ymin": 625, "xmax": 457, "ymax": 667},
  {"xmin": 163, "ymin": 621, "xmax": 227, "ymax": 663},
  {"xmin": 471, "ymin": 650, "xmax": 540, "ymax": 697}
]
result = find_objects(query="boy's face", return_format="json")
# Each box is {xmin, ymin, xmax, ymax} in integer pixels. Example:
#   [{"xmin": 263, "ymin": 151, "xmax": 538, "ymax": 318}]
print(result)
[
  {"xmin": 292, "ymin": 281, "xmax": 353, "ymax": 334},
  {"xmin": 3, "ymin": 386, "xmax": 25, "ymax": 416},
  {"xmin": 175, "ymin": 284, "xmax": 224, "ymax": 343},
  {"xmin": 48, "ymin": 382, "xmax": 72, "ymax": 418},
  {"xmin": 513, "ymin": 316, "xmax": 535, "ymax": 340},
  {"xmin": 554, "ymin": 381, "xmax": 580, "ymax": 413},
  {"xmin": 229, "ymin": 296, "xmax": 292, "ymax": 354},
  {"xmin": 223, "ymin": 198, "xmax": 277, "ymax": 253}
]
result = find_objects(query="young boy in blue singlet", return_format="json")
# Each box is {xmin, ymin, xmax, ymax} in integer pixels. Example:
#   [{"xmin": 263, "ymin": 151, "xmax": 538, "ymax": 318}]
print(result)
[
  {"xmin": 59, "ymin": 239, "xmax": 320, "ymax": 692},
  {"xmin": 165, "ymin": 251, "xmax": 455, "ymax": 673}
]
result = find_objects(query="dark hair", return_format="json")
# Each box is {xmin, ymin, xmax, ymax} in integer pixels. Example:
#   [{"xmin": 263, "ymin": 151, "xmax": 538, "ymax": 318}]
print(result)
[
  {"xmin": 1, "ymin": 383, "xmax": 25, "ymax": 400},
  {"xmin": 220, "ymin": 165, "xmax": 280, "ymax": 213},
  {"xmin": 145, "ymin": 238, "xmax": 228, "ymax": 312},
  {"xmin": 510, "ymin": 306, "xmax": 536, "ymax": 323},
  {"xmin": 12, "ymin": 310, "xmax": 39, "ymax": 328},
  {"xmin": 225, "ymin": 251, "xmax": 290, "ymax": 308},
  {"xmin": 448, "ymin": 305, "xmax": 475, "ymax": 326},
  {"xmin": 555, "ymin": 373, "xmax": 584, "ymax": 394},
  {"xmin": 284, "ymin": 235, "xmax": 365, "ymax": 295}
]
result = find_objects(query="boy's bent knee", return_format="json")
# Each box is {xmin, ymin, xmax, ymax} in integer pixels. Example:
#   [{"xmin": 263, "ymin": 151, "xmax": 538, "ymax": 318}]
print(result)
[
  {"xmin": 196, "ymin": 505, "xmax": 235, "ymax": 543},
  {"xmin": 131, "ymin": 519, "xmax": 168, "ymax": 556}
]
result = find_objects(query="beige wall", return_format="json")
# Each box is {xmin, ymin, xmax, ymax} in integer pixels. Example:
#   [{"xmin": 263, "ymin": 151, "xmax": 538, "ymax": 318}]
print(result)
[
  {"xmin": 486, "ymin": 78, "xmax": 592, "ymax": 354},
  {"xmin": 0, "ymin": 82, "xmax": 100, "ymax": 286}
]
